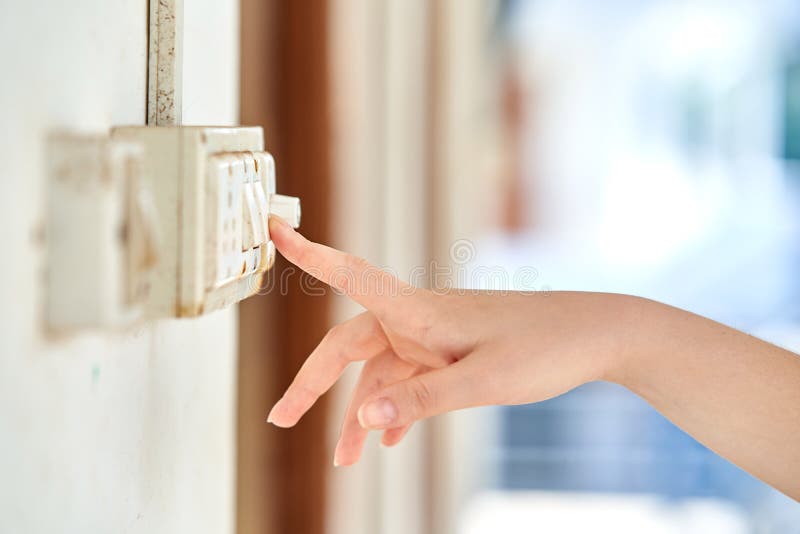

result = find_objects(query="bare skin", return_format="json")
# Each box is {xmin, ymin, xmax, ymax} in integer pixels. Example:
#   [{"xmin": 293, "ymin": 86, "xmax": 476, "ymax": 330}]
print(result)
[{"xmin": 265, "ymin": 215, "xmax": 800, "ymax": 501}]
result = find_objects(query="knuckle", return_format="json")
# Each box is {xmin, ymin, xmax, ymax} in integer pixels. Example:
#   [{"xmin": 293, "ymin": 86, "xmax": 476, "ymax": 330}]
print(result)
[
  {"xmin": 333, "ymin": 346, "xmax": 351, "ymax": 367},
  {"xmin": 412, "ymin": 295, "xmax": 465, "ymax": 352},
  {"xmin": 345, "ymin": 253, "xmax": 370, "ymax": 274},
  {"xmin": 328, "ymin": 254, "xmax": 366, "ymax": 294},
  {"xmin": 406, "ymin": 309, "xmax": 437, "ymax": 346},
  {"xmin": 413, "ymin": 318, "xmax": 435, "ymax": 343},
  {"xmin": 298, "ymin": 383, "xmax": 320, "ymax": 402},
  {"xmin": 341, "ymin": 255, "xmax": 370, "ymax": 294},
  {"xmin": 372, "ymin": 373, "xmax": 389, "ymax": 392},
  {"xmin": 324, "ymin": 325, "xmax": 353, "ymax": 364},
  {"xmin": 363, "ymin": 316, "xmax": 388, "ymax": 348},
  {"xmin": 406, "ymin": 379, "xmax": 436, "ymax": 417},
  {"xmin": 325, "ymin": 324, "xmax": 344, "ymax": 343}
]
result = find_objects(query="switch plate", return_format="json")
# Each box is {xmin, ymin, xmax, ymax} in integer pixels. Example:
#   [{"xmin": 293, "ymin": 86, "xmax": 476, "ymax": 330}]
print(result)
[
  {"xmin": 47, "ymin": 134, "xmax": 157, "ymax": 330},
  {"xmin": 111, "ymin": 126, "xmax": 298, "ymax": 318}
]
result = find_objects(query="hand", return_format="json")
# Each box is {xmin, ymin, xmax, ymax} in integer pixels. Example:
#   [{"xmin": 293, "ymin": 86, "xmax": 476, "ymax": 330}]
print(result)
[
  {"xmin": 264, "ymin": 216, "xmax": 800, "ymax": 500},
  {"xmin": 264, "ymin": 215, "xmax": 633, "ymax": 466}
]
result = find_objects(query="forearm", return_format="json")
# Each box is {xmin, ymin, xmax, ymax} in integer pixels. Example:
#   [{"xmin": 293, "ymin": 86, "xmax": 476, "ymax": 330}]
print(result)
[{"xmin": 608, "ymin": 296, "xmax": 800, "ymax": 500}]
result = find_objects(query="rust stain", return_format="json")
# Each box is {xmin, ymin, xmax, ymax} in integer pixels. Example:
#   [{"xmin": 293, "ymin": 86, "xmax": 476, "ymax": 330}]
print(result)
[{"xmin": 177, "ymin": 302, "xmax": 204, "ymax": 318}]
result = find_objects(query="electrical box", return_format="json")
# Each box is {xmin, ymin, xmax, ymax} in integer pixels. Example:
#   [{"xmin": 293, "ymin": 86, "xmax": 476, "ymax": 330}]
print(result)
[{"xmin": 47, "ymin": 126, "xmax": 300, "ymax": 329}]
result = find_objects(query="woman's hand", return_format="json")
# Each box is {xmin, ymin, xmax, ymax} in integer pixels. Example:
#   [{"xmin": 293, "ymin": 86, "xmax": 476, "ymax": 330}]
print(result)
[
  {"xmin": 264, "ymin": 215, "xmax": 636, "ymax": 466},
  {"xmin": 264, "ymin": 215, "xmax": 800, "ymax": 500}
]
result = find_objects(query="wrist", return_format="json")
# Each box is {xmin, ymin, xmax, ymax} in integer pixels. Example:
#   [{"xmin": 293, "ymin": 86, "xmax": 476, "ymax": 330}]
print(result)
[{"xmin": 596, "ymin": 293, "xmax": 657, "ymax": 387}]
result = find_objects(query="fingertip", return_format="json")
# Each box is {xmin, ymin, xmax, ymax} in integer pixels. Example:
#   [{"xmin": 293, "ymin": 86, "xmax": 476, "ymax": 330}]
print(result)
[
  {"xmin": 267, "ymin": 415, "xmax": 296, "ymax": 428},
  {"xmin": 333, "ymin": 444, "xmax": 360, "ymax": 467},
  {"xmin": 266, "ymin": 400, "xmax": 280, "ymax": 423},
  {"xmin": 268, "ymin": 214, "xmax": 292, "ymax": 234},
  {"xmin": 266, "ymin": 404, "xmax": 277, "ymax": 424},
  {"xmin": 380, "ymin": 426, "xmax": 409, "ymax": 447},
  {"xmin": 268, "ymin": 215, "xmax": 297, "ymax": 251},
  {"xmin": 333, "ymin": 439, "xmax": 344, "ymax": 467},
  {"xmin": 266, "ymin": 400, "xmax": 299, "ymax": 428},
  {"xmin": 357, "ymin": 397, "xmax": 399, "ymax": 429},
  {"xmin": 334, "ymin": 456, "xmax": 358, "ymax": 467},
  {"xmin": 268, "ymin": 419, "xmax": 296, "ymax": 429}
]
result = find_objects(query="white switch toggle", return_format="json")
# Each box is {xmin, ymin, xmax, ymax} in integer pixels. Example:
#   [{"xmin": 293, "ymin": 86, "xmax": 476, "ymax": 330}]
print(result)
[
  {"xmin": 253, "ymin": 181, "xmax": 270, "ymax": 251},
  {"xmin": 269, "ymin": 194, "xmax": 301, "ymax": 228},
  {"xmin": 241, "ymin": 182, "xmax": 261, "ymax": 250}
]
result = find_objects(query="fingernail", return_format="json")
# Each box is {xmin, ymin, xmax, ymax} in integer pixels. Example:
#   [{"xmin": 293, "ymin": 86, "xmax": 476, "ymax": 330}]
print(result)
[
  {"xmin": 269, "ymin": 214, "xmax": 291, "ymax": 232},
  {"xmin": 358, "ymin": 398, "xmax": 398, "ymax": 429},
  {"xmin": 266, "ymin": 400, "xmax": 281, "ymax": 424},
  {"xmin": 333, "ymin": 440, "xmax": 342, "ymax": 467}
]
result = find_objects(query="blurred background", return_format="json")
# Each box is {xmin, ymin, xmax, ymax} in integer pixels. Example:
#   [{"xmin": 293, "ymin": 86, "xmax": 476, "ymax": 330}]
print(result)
[
  {"xmin": 2, "ymin": 0, "xmax": 799, "ymax": 533},
  {"xmin": 241, "ymin": 0, "xmax": 800, "ymax": 533}
]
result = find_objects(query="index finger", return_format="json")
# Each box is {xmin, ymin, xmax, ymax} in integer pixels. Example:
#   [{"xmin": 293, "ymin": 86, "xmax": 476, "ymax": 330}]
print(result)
[{"xmin": 268, "ymin": 215, "xmax": 424, "ymax": 317}]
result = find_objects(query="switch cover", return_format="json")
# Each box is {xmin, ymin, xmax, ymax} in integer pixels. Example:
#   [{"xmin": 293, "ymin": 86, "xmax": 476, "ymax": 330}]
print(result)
[
  {"xmin": 47, "ymin": 134, "xmax": 157, "ymax": 330},
  {"xmin": 111, "ymin": 126, "xmax": 300, "ymax": 318}
]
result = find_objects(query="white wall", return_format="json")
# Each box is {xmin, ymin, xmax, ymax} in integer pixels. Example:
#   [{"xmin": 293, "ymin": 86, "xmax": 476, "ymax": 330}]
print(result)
[{"xmin": 0, "ymin": 1, "xmax": 239, "ymax": 533}]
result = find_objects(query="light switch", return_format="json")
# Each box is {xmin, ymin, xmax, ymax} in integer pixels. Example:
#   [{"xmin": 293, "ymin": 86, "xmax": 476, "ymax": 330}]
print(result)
[
  {"xmin": 47, "ymin": 126, "xmax": 298, "ymax": 325},
  {"xmin": 207, "ymin": 154, "xmax": 243, "ymax": 287},
  {"xmin": 103, "ymin": 126, "xmax": 300, "ymax": 318},
  {"xmin": 46, "ymin": 134, "xmax": 158, "ymax": 330},
  {"xmin": 269, "ymin": 194, "xmax": 302, "ymax": 229}
]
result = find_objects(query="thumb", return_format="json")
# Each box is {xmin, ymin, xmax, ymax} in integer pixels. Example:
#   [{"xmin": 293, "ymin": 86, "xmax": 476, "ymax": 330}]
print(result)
[{"xmin": 356, "ymin": 361, "xmax": 478, "ymax": 429}]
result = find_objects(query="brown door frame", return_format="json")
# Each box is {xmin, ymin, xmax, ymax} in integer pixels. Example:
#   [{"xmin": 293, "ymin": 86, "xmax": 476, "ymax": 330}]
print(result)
[{"xmin": 237, "ymin": 2, "xmax": 332, "ymax": 533}]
